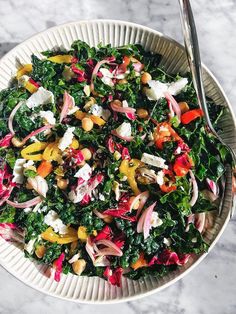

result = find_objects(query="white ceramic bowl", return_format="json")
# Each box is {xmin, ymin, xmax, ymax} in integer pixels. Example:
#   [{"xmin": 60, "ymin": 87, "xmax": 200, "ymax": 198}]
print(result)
[{"xmin": 0, "ymin": 20, "xmax": 235, "ymax": 303}]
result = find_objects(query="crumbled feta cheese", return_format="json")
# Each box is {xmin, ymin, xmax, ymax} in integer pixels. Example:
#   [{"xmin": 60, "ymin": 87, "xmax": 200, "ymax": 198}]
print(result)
[
  {"xmin": 89, "ymin": 104, "xmax": 103, "ymax": 117},
  {"xmin": 116, "ymin": 122, "xmax": 132, "ymax": 137},
  {"xmin": 150, "ymin": 212, "xmax": 163, "ymax": 228},
  {"xmin": 122, "ymin": 100, "xmax": 129, "ymax": 108},
  {"xmin": 99, "ymin": 193, "xmax": 105, "ymax": 201},
  {"xmin": 115, "ymin": 70, "xmax": 130, "ymax": 79},
  {"xmin": 68, "ymin": 253, "xmax": 81, "ymax": 264},
  {"xmin": 146, "ymin": 78, "xmax": 188, "ymax": 101},
  {"xmin": 12, "ymin": 159, "xmax": 26, "ymax": 184},
  {"xmin": 163, "ymin": 237, "xmax": 172, "ymax": 246},
  {"xmin": 24, "ymin": 207, "xmax": 32, "ymax": 213},
  {"xmin": 24, "ymin": 238, "xmax": 36, "ymax": 254},
  {"xmin": 44, "ymin": 210, "xmax": 68, "ymax": 234},
  {"xmin": 191, "ymin": 237, "xmax": 198, "ymax": 243},
  {"xmin": 23, "ymin": 160, "xmax": 34, "ymax": 169},
  {"xmin": 148, "ymin": 132, "xmax": 154, "ymax": 141},
  {"xmin": 100, "ymin": 68, "xmax": 114, "ymax": 86},
  {"xmin": 156, "ymin": 170, "xmax": 165, "ymax": 185},
  {"xmin": 146, "ymin": 80, "xmax": 168, "ymax": 101},
  {"xmin": 39, "ymin": 110, "xmax": 56, "ymax": 125},
  {"xmin": 74, "ymin": 163, "xmax": 92, "ymax": 181},
  {"xmin": 58, "ymin": 127, "xmax": 75, "ymax": 151},
  {"xmin": 26, "ymin": 87, "xmax": 54, "ymax": 108},
  {"xmin": 141, "ymin": 153, "xmax": 168, "ymax": 169},
  {"xmin": 83, "ymin": 85, "xmax": 91, "ymax": 96},
  {"xmin": 167, "ymin": 78, "xmax": 188, "ymax": 96}
]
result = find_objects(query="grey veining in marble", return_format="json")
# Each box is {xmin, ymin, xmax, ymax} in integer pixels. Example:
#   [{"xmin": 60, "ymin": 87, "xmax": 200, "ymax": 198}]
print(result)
[{"xmin": 0, "ymin": 0, "xmax": 236, "ymax": 313}]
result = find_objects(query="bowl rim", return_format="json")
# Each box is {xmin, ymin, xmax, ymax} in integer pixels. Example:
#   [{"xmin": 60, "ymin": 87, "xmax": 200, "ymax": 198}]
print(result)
[{"xmin": 0, "ymin": 19, "xmax": 235, "ymax": 304}]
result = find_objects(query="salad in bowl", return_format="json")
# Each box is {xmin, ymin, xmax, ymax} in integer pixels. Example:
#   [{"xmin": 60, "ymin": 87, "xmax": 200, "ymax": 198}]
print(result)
[{"xmin": 0, "ymin": 40, "xmax": 229, "ymax": 287}]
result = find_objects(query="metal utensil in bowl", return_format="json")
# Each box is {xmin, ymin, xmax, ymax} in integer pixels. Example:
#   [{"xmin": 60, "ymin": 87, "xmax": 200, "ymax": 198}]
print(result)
[{"xmin": 178, "ymin": 0, "xmax": 236, "ymax": 217}]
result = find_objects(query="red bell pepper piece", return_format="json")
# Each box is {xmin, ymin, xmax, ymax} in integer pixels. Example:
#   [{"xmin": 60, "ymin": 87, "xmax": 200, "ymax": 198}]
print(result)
[
  {"xmin": 181, "ymin": 109, "xmax": 203, "ymax": 124},
  {"xmin": 173, "ymin": 153, "xmax": 193, "ymax": 177}
]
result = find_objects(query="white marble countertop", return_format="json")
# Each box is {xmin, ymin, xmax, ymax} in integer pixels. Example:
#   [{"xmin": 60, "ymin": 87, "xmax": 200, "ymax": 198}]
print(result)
[{"xmin": 0, "ymin": 0, "xmax": 236, "ymax": 313}]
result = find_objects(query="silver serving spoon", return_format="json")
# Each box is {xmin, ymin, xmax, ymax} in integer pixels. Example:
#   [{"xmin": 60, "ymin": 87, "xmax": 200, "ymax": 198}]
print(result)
[{"xmin": 178, "ymin": 0, "xmax": 236, "ymax": 217}]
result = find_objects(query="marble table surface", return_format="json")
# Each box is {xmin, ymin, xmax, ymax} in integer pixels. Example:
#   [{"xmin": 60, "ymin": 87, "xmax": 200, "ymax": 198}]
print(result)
[{"xmin": 0, "ymin": 0, "xmax": 235, "ymax": 313}]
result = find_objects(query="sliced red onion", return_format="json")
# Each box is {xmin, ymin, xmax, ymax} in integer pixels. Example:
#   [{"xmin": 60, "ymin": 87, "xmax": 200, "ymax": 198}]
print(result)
[
  {"xmin": 8, "ymin": 101, "xmax": 25, "ymax": 135},
  {"xmin": 0, "ymin": 186, "xmax": 15, "ymax": 206},
  {"xmin": 95, "ymin": 239, "xmax": 123, "ymax": 257},
  {"xmin": 93, "ymin": 209, "xmax": 109, "ymax": 219},
  {"xmin": 111, "ymin": 130, "xmax": 134, "ymax": 142},
  {"xmin": 6, "ymin": 196, "xmax": 42, "ymax": 208},
  {"xmin": 103, "ymin": 266, "xmax": 123, "ymax": 287},
  {"xmin": 206, "ymin": 178, "xmax": 219, "ymax": 196},
  {"xmin": 85, "ymin": 236, "xmax": 95, "ymax": 263},
  {"xmin": 21, "ymin": 124, "xmax": 53, "ymax": 145},
  {"xmin": 121, "ymin": 147, "xmax": 131, "ymax": 160},
  {"xmin": 164, "ymin": 92, "xmax": 181, "ymax": 121},
  {"xmin": 90, "ymin": 59, "xmax": 115, "ymax": 92},
  {"xmin": 129, "ymin": 191, "xmax": 149, "ymax": 215},
  {"xmin": 202, "ymin": 189, "xmax": 219, "ymax": 202},
  {"xmin": 189, "ymin": 170, "xmax": 198, "ymax": 207},
  {"xmin": 137, "ymin": 202, "xmax": 157, "ymax": 239},
  {"xmin": 60, "ymin": 91, "xmax": 74, "ymax": 122},
  {"xmin": 186, "ymin": 212, "xmax": 206, "ymax": 234},
  {"xmin": 149, "ymin": 249, "xmax": 191, "ymax": 266},
  {"xmin": 110, "ymin": 102, "xmax": 136, "ymax": 114},
  {"xmin": 194, "ymin": 213, "xmax": 206, "ymax": 234}
]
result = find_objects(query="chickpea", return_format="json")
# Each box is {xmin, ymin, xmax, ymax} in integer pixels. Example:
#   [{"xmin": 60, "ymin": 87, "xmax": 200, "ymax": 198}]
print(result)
[
  {"xmin": 81, "ymin": 148, "xmax": 92, "ymax": 160},
  {"xmin": 110, "ymin": 99, "xmax": 122, "ymax": 107},
  {"xmin": 137, "ymin": 108, "xmax": 149, "ymax": 119},
  {"xmin": 141, "ymin": 72, "xmax": 152, "ymax": 84},
  {"xmin": 118, "ymin": 79, "xmax": 128, "ymax": 84},
  {"xmin": 11, "ymin": 137, "xmax": 24, "ymax": 147},
  {"xmin": 57, "ymin": 178, "xmax": 68, "ymax": 190},
  {"xmin": 81, "ymin": 117, "xmax": 94, "ymax": 132},
  {"xmin": 129, "ymin": 196, "xmax": 140, "ymax": 210},
  {"xmin": 35, "ymin": 245, "xmax": 46, "ymax": 259},
  {"xmin": 72, "ymin": 259, "xmax": 87, "ymax": 276},
  {"xmin": 103, "ymin": 215, "xmax": 113, "ymax": 224},
  {"xmin": 178, "ymin": 101, "xmax": 189, "ymax": 113}
]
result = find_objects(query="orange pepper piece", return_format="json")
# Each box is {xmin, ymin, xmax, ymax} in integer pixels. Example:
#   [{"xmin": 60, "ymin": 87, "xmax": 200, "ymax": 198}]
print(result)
[
  {"xmin": 37, "ymin": 160, "xmax": 53, "ymax": 178},
  {"xmin": 131, "ymin": 252, "xmax": 148, "ymax": 270}
]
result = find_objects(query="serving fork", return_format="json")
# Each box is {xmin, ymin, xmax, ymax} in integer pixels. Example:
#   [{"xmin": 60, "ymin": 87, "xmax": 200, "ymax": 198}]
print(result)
[{"xmin": 178, "ymin": 0, "xmax": 236, "ymax": 217}]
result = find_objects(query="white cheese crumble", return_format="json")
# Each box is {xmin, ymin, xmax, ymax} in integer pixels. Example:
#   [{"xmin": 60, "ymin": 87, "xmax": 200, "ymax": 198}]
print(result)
[
  {"xmin": 68, "ymin": 182, "xmax": 88, "ymax": 203},
  {"xmin": 116, "ymin": 122, "xmax": 132, "ymax": 137},
  {"xmin": 44, "ymin": 210, "xmax": 68, "ymax": 234},
  {"xmin": 39, "ymin": 110, "xmax": 56, "ymax": 125},
  {"xmin": 24, "ymin": 238, "xmax": 36, "ymax": 254},
  {"xmin": 146, "ymin": 78, "xmax": 188, "ymax": 101},
  {"xmin": 74, "ymin": 163, "xmax": 92, "ymax": 181},
  {"xmin": 99, "ymin": 193, "xmax": 105, "ymax": 201},
  {"xmin": 23, "ymin": 160, "xmax": 34, "ymax": 169},
  {"xmin": 26, "ymin": 87, "xmax": 54, "ymax": 108},
  {"xmin": 150, "ymin": 212, "xmax": 163, "ymax": 228},
  {"xmin": 163, "ymin": 237, "xmax": 172, "ymax": 246},
  {"xmin": 89, "ymin": 103, "xmax": 111, "ymax": 120},
  {"xmin": 12, "ymin": 159, "xmax": 26, "ymax": 184},
  {"xmin": 58, "ymin": 127, "xmax": 75, "ymax": 151},
  {"xmin": 141, "ymin": 153, "xmax": 168, "ymax": 169},
  {"xmin": 156, "ymin": 170, "xmax": 165, "ymax": 185},
  {"xmin": 100, "ymin": 68, "xmax": 114, "ymax": 87}
]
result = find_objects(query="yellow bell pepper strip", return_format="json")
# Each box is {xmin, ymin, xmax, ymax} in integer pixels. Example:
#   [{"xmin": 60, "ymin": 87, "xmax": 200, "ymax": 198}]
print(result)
[
  {"xmin": 47, "ymin": 55, "xmax": 73, "ymax": 64},
  {"xmin": 119, "ymin": 159, "xmax": 143, "ymax": 195},
  {"xmin": 16, "ymin": 64, "xmax": 33, "ymax": 79},
  {"xmin": 77, "ymin": 226, "xmax": 97, "ymax": 242},
  {"xmin": 74, "ymin": 110, "xmax": 86, "ymax": 120},
  {"xmin": 21, "ymin": 142, "xmax": 48, "ymax": 161},
  {"xmin": 42, "ymin": 142, "xmax": 62, "ymax": 162},
  {"xmin": 41, "ymin": 227, "xmax": 78, "ymax": 244},
  {"xmin": 90, "ymin": 115, "xmax": 106, "ymax": 126}
]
